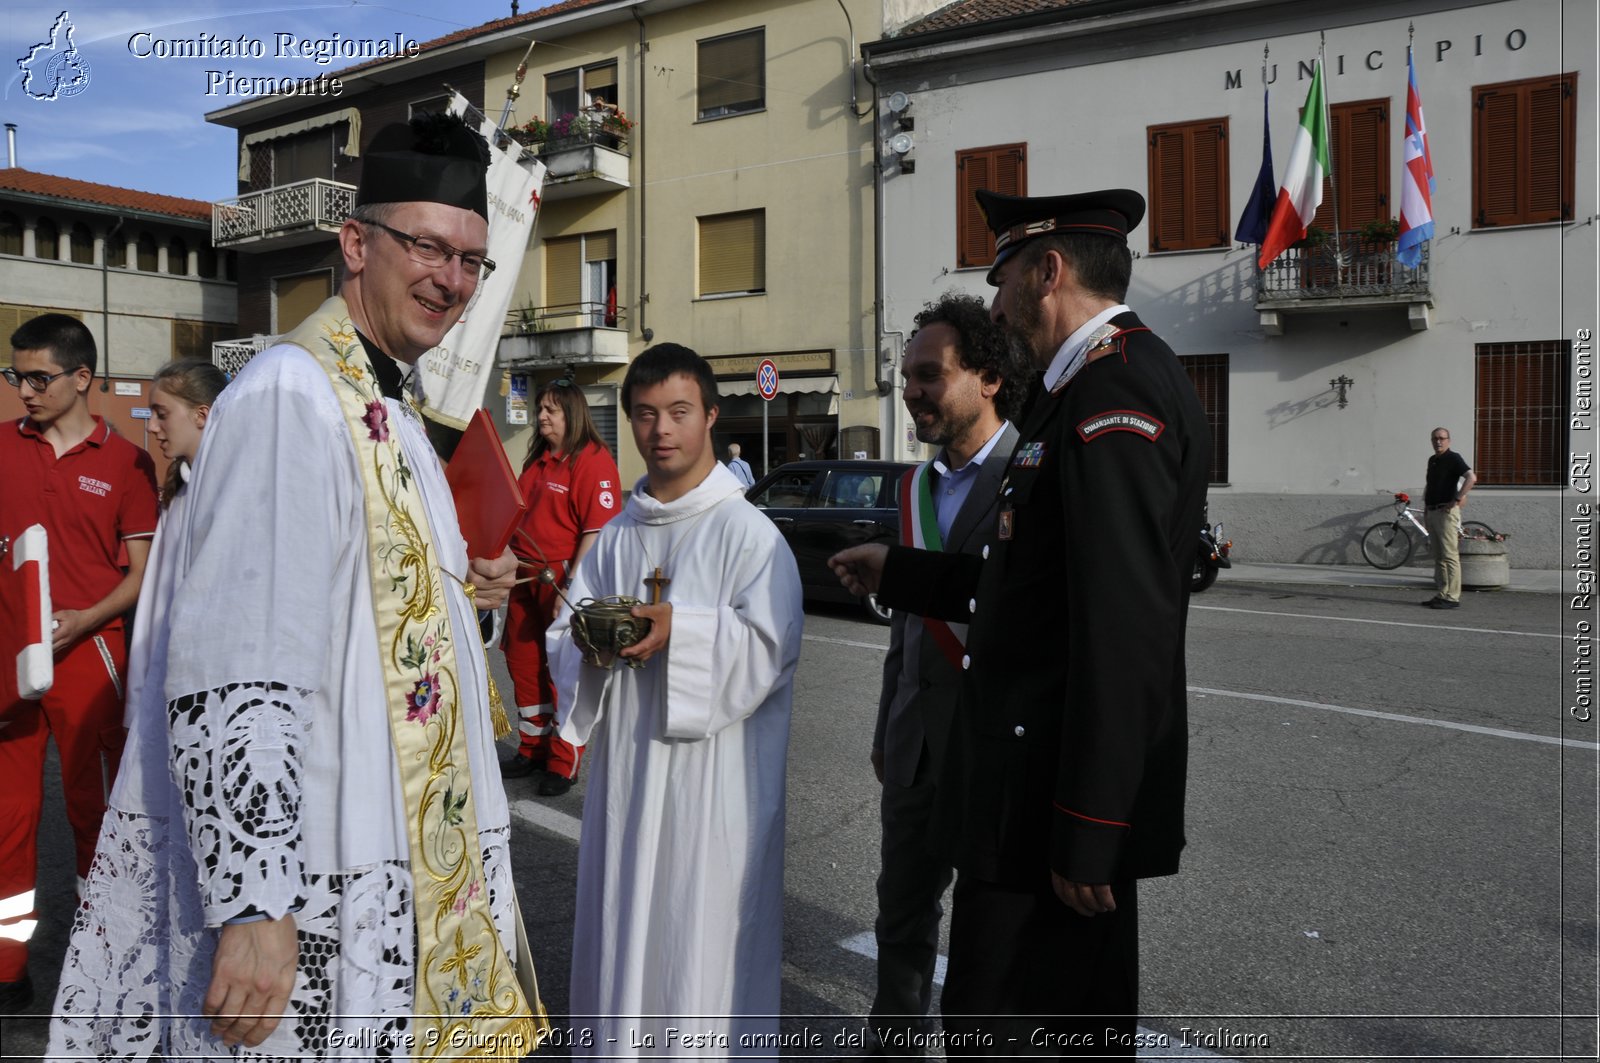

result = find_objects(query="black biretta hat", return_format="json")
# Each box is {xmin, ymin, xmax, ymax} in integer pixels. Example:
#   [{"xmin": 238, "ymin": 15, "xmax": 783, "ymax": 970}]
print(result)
[
  {"xmin": 357, "ymin": 112, "xmax": 491, "ymax": 220},
  {"xmin": 977, "ymin": 188, "xmax": 1145, "ymax": 282}
]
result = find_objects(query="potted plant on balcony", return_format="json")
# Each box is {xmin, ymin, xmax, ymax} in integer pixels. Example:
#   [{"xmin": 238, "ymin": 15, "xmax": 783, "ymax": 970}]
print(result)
[
  {"xmin": 1359, "ymin": 217, "xmax": 1401, "ymax": 246},
  {"xmin": 597, "ymin": 109, "xmax": 634, "ymax": 148},
  {"xmin": 506, "ymin": 116, "xmax": 551, "ymax": 149}
]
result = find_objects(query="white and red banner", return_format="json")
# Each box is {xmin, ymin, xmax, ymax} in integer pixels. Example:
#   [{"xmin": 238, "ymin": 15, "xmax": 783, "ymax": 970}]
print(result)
[
  {"xmin": 1396, "ymin": 48, "xmax": 1436, "ymax": 268},
  {"xmin": 416, "ymin": 91, "xmax": 547, "ymax": 431},
  {"xmin": 1257, "ymin": 59, "xmax": 1330, "ymax": 270}
]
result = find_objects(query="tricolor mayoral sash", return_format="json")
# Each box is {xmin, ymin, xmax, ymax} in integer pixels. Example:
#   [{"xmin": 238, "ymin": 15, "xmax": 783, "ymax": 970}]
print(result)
[
  {"xmin": 283, "ymin": 297, "xmax": 547, "ymax": 1059},
  {"xmin": 899, "ymin": 461, "xmax": 969, "ymax": 670}
]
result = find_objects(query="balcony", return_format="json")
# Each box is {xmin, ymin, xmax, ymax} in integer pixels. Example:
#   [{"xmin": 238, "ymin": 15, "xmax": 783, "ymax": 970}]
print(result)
[
  {"xmin": 212, "ymin": 334, "xmax": 273, "ymax": 375},
  {"xmin": 508, "ymin": 111, "xmax": 632, "ymax": 202},
  {"xmin": 1255, "ymin": 229, "xmax": 1433, "ymax": 334},
  {"xmin": 213, "ymin": 177, "xmax": 356, "ymax": 250},
  {"xmin": 498, "ymin": 301, "xmax": 629, "ymax": 368}
]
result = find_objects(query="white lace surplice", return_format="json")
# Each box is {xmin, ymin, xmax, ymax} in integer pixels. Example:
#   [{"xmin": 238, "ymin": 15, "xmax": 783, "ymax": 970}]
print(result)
[{"xmin": 49, "ymin": 345, "xmax": 515, "ymax": 1060}]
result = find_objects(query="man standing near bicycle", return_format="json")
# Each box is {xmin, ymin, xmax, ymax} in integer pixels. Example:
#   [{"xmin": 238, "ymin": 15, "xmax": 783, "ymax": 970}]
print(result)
[{"xmin": 1423, "ymin": 426, "xmax": 1477, "ymax": 609}]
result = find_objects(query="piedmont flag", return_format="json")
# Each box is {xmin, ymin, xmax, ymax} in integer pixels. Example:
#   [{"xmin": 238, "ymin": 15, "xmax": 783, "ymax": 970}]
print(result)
[
  {"xmin": 1257, "ymin": 59, "xmax": 1330, "ymax": 270},
  {"xmin": 1234, "ymin": 87, "xmax": 1276, "ymax": 245},
  {"xmin": 1396, "ymin": 49, "xmax": 1435, "ymax": 268}
]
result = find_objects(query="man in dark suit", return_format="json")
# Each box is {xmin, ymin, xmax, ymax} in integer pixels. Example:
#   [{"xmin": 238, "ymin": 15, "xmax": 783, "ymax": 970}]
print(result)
[
  {"xmin": 870, "ymin": 293, "xmax": 1024, "ymax": 1054},
  {"xmin": 832, "ymin": 189, "xmax": 1208, "ymax": 1056}
]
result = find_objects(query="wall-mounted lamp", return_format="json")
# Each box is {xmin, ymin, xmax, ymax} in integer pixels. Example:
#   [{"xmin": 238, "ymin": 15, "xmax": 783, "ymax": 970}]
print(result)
[
  {"xmin": 1329, "ymin": 374, "xmax": 1353, "ymax": 409},
  {"xmin": 886, "ymin": 92, "xmax": 915, "ymax": 172}
]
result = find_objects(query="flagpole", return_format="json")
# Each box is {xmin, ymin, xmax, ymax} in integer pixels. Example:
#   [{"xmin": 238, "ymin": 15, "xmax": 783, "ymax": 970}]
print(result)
[{"xmin": 1321, "ymin": 34, "xmax": 1344, "ymax": 269}]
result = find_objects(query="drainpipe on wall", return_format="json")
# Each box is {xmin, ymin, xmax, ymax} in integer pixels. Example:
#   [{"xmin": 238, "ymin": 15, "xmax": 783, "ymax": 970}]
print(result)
[
  {"xmin": 861, "ymin": 59, "xmax": 904, "ymax": 460},
  {"xmin": 100, "ymin": 216, "xmax": 125, "ymax": 392},
  {"xmin": 632, "ymin": 8, "xmax": 650, "ymax": 343}
]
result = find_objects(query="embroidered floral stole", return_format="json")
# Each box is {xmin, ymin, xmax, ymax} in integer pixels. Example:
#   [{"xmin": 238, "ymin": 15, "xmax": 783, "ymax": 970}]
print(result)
[{"xmin": 283, "ymin": 297, "xmax": 546, "ymax": 1058}]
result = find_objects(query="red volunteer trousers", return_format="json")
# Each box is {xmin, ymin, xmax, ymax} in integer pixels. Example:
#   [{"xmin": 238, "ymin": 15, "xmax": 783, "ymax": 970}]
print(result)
[
  {"xmin": 502, "ymin": 563, "xmax": 584, "ymax": 779},
  {"xmin": 0, "ymin": 627, "xmax": 127, "ymax": 980}
]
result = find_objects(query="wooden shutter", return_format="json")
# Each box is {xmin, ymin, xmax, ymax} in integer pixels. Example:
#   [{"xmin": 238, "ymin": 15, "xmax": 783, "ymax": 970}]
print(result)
[
  {"xmin": 1146, "ymin": 119, "xmax": 1228, "ymax": 252},
  {"xmin": 955, "ymin": 143, "xmax": 1026, "ymax": 268},
  {"xmin": 698, "ymin": 30, "xmax": 763, "ymax": 117},
  {"xmin": 1474, "ymin": 340, "xmax": 1567, "ymax": 485},
  {"xmin": 584, "ymin": 230, "xmax": 617, "ymax": 263},
  {"xmin": 1473, "ymin": 74, "xmax": 1576, "ymax": 228},
  {"xmin": 545, "ymin": 236, "xmax": 582, "ymax": 309},
  {"xmin": 1311, "ymin": 99, "xmax": 1389, "ymax": 232},
  {"xmin": 698, "ymin": 211, "xmax": 765, "ymax": 295}
]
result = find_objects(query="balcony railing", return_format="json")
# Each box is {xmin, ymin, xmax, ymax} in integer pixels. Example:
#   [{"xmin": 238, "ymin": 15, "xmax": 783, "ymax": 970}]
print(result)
[
  {"xmin": 212, "ymin": 335, "xmax": 273, "ymax": 376},
  {"xmin": 504, "ymin": 300, "xmax": 626, "ymax": 335},
  {"xmin": 1256, "ymin": 231, "xmax": 1431, "ymax": 304},
  {"xmin": 213, "ymin": 178, "xmax": 356, "ymax": 248}
]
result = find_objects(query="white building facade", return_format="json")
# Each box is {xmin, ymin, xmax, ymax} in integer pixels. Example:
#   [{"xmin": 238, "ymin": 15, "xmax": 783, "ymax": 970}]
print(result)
[{"xmin": 864, "ymin": 0, "xmax": 1596, "ymax": 567}]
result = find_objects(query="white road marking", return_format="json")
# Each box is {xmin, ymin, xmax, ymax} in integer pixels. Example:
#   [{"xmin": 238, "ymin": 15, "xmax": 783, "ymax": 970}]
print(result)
[
  {"xmin": 509, "ymin": 797, "xmax": 583, "ymax": 841},
  {"xmin": 837, "ymin": 932, "xmax": 1230, "ymax": 1059},
  {"xmin": 1191, "ymin": 603, "xmax": 1561, "ymax": 639},
  {"xmin": 804, "ymin": 633, "xmax": 890, "ymax": 650},
  {"xmin": 1191, "ymin": 686, "xmax": 1597, "ymax": 750}
]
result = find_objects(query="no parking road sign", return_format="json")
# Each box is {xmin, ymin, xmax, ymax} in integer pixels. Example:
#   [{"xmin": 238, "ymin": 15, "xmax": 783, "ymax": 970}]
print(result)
[{"xmin": 757, "ymin": 359, "xmax": 780, "ymax": 401}]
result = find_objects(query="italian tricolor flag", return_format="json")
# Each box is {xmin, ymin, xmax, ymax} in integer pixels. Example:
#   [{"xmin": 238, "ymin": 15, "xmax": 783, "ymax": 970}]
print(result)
[{"xmin": 1257, "ymin": 59, "xmax": 1330, "ymax": 269}]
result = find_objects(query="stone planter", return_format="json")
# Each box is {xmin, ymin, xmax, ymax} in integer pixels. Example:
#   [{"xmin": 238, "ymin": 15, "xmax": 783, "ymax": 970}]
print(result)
[{"xmin": 1459, "ymin": 536, "xmax": 1510, "ymax": 590}]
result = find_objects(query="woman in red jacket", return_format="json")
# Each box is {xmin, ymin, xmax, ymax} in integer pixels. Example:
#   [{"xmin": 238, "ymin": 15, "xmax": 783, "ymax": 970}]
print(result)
[{"xmin": 501, "ymin": 379, "xmax": 621, "ymax": 795}]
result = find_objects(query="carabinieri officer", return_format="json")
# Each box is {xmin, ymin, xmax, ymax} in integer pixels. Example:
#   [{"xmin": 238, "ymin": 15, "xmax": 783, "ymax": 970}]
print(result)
[{"xmin": 831, "ymin": 188, "xmax": 1209, "ymax": 1057}]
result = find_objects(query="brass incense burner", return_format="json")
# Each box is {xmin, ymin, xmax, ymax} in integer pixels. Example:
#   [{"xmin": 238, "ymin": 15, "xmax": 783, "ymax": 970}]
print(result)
[{"xmin": 570, "ymin": 596, "xmax": 653, "ymax": 669}]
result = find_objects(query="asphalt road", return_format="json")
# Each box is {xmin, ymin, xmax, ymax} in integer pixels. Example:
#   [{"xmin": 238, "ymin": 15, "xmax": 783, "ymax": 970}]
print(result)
[{"xmin": 3, "ymin": 581, "xmax": 1594, "ymax": 1061}]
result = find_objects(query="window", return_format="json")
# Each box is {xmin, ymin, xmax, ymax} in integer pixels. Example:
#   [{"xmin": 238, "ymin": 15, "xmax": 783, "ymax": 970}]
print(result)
[
  {"xmin": 0, "ymin": 304, "xmax": 82, "ymax": 338},
  {"xmin": 749, "ymin": 468, "xmax": 818, "ymax": 510},
  {"xmin": 1474, "ymin": 340, "xmax": 1569, "ymax": 485},
  {"xmin": 1473, "ymin": 73, "xmax": 1577, "ymax": 228},
  {"xmin": 135, "ymin": 233, "xmax": 158, "ymax": 272},
  {"xmin": 34, "ymin": 219, "xmax": 59, "ymax": 260},
  {"xmin": 172, "ymin": 321, "xmax": 230, "ymax": 361},
  {"xmin": 955, "ymin": 144, "xmax": 1026, "ymax": 268},
  {"xmin": 272, "ymin": 127, "xmax": 335, "ymax": 185},
  {"xmin": 819, "ymin": 469, "xmax": 886, "ymax": 509},
  {"xmin": 274, "ymin": 270, "xmax": 333, "ymax": 331},
  {"xmin": 1310, "ymin": 99, "xmax": 1390, "ymax": 233},
  {"xmin": 697, "ymin": 210, "xmax": 765, "ymax": 296},
  {"xmin": 409, "ymin": 94, "xmax": 452, "ymax": 119},
  {"xmin": 1179, "ymin": 354, "xmax": 1229, "ymax": 484},
  {"xmin": 166, "ymin": 236, "xmax": 188, "ymax": 275},
  {"xmin": 70, "ymin": 223, "xmax": 93, "ymax": 264},
  {"xmin": 543, "ymin": 230, "xmax": 619, "ymax": 325},
  {"xmin": 698, "ymin": 29, "xmax": 763, "ymax": 119},
  {"xmin": 1147, "ymin": 119, "xmax": 1229, "ymax": 252},
  {"xmin": 546, "ymin": 61, "xmax": 618, "ymax": 119},
  {"xmin": 0, "ymin": 212, "xmax": 21, "ymax": 256}
]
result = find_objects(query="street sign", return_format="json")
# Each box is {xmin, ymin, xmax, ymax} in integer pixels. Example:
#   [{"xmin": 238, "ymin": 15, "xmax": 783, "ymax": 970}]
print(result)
[{"xmin": 757, "ymin": 359, "xmax": 779, "ymax": 401}]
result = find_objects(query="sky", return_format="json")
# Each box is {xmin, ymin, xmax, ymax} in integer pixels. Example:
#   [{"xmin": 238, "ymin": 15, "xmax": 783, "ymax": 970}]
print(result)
[{"xmin": 2, "ymin": 0, "xmax": 535, "ymax": 203}]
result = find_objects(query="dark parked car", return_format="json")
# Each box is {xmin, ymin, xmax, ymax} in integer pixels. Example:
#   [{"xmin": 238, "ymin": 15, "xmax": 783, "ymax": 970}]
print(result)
[{"xmin": 746, "ymin": 459, "xmax": 915, "ymax": 623}]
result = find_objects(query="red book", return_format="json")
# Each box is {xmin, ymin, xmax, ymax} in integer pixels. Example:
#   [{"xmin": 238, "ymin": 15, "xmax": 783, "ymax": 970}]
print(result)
[{"xmin": 446, "ymin": 410, "xmax": 527, "ymax": 559}]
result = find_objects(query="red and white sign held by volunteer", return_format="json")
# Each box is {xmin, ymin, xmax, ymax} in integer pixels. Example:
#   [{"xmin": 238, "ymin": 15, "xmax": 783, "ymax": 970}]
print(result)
[{"xmin": 4, "ymin": 524, "xmax": 53, "ymax": 703}]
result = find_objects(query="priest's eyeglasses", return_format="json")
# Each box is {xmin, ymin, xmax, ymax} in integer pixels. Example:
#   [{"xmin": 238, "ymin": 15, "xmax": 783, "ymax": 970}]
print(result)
[
  {"xmin": 3, "ymin": 368, "xmax": 71, "ymax": 391},
  {"xmin": 368, "ymin": 222, "xmax": 496, "ymax": 280}
]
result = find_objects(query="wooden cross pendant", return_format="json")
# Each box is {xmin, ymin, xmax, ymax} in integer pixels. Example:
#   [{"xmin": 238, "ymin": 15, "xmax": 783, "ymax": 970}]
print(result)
[{"xmin": 644, "ymin": 567, "xmax": 670, "ymax": 605}]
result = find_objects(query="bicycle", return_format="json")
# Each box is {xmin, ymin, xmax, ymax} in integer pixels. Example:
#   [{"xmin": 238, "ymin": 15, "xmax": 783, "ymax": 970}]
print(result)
[{"xmin": 1360, "ymin": 492, "xmax": 1500, "ymax": 570}]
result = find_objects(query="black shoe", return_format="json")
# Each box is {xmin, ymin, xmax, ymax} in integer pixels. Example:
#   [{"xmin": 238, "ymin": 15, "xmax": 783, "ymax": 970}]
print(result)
[
  {"xmin": 538, "ymin": 770, "xmax": 576, "ymax": 797},
  {"xmin": 500, "ymin": 753, "xmax": 540, "ymax": 779},
  {"xmin": 0, "ymin": 972, "xmax": 34, "ymax": 1012},
  {"xmin": 1429, "ymin": 598, "xmax": 1460, "ymax": 609},
  {"xmin": 1420, "ymin": 596, "xmax": 1442, "ymax": 606}
]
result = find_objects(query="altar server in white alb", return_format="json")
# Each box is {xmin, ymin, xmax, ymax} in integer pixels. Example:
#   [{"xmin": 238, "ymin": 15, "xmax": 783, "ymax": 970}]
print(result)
[
  {"xmin": 549, "ymin": 343, "xmax": 803, "ymax": 1057},
  {"xmin": 49, "ymin": 113, "xmax": 547, "ymax": 1059}
]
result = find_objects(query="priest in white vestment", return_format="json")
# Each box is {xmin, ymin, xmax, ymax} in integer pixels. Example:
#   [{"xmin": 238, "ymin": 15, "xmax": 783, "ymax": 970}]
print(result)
[
  {"xmin": 50, "ymin": 115, "xmax": 546, "ymax": 1059},
  {"xmin": 549, "ymin": 344, "xmax": 803, "ymax": 1058}
]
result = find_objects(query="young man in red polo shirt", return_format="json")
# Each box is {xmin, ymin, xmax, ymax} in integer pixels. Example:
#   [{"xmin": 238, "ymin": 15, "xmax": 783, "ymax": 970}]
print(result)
[{"xmin": 0, "ymin": 313, "xmax": 158, "ymax": 1009}]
